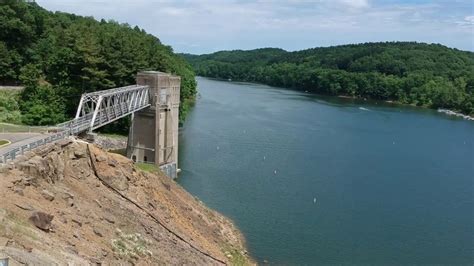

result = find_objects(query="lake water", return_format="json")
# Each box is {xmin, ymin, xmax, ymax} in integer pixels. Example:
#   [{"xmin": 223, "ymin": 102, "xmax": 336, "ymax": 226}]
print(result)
[{"xmin": 177, "ymin": 77, "xmax": 474, "ymax": 264}]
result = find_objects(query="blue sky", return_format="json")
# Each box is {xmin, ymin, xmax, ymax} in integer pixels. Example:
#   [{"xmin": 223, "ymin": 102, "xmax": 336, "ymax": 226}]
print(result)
[{"xmin": 37, "ymin": 0, "xmax": 474, "ymax": 54}]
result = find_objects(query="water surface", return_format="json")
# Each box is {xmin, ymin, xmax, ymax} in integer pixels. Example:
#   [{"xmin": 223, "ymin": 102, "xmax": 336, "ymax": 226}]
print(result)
[{"xmin": 178, "ymin": 77, "xmax": 474, "ymax": 264}]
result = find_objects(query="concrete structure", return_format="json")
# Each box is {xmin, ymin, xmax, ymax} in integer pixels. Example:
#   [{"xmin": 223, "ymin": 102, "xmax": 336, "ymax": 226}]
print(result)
[{"xmin": 126, "ymin": 71, "xmax": 180, "ymax": 178}]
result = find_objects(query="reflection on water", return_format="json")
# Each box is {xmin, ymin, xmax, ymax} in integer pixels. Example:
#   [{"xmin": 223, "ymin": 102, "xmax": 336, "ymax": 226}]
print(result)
[{"xmin": 178, "ymin": 77, "xmax": 474, "ymax": 264}]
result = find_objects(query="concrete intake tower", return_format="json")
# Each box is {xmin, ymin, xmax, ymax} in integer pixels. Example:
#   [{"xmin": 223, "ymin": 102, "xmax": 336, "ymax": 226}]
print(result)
[{"xmin": 127, "ymin": 71, "xmax": 181, "ymax": 178}]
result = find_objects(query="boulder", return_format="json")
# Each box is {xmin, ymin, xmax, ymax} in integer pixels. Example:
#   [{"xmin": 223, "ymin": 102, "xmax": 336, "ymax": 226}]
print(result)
[
  {"xmin": 73, "ymin": 150, "xmax": 86, "ymax": 159},
  {"xmin": 41, "ymin": 189, "xmax": 55, "ymax": 201},
  {"xmin": 29, "ymin": 211, "xmax": 54, "ymax": 231},
  {"xmin": 93, "ymin": 227, "xmax": 104, "ymax": 237},
  {"xmin": 95, "ymin": 155, "xmax": 107, "ymax": 162}
]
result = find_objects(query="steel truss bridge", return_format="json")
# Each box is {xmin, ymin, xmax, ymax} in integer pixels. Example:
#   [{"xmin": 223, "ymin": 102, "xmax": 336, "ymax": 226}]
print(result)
[{"xmin": 1, "ymin": 85, "xmax": 150, "ymax": 164}]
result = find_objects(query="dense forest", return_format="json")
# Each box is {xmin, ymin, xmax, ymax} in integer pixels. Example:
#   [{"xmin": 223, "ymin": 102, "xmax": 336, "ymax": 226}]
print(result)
[
  {"xmin": 182, "ymin": 42, "xmax": 474, "ymax": 115},
  {"xmin": 0, "ymin": 0, "xmax": 196, "ymax": 128}
]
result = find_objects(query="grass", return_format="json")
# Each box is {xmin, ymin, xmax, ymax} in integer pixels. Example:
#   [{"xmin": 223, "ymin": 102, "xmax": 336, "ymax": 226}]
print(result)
[
  {"xmin": 0, "ymin": 139, "xmax": 10, "ymax": 147},
  {"xmin": 109, "ymin": 148, "xmax": 126, "ymax": 156},
  {"xmin": 0, "ymin": 208, "xmax": 39, "ymax": 242},
  {"xmin": 222, "ymin": 244, "xmax": 252, "ymax": 266},
  {"xmin": 112, "ymin": 228, "xmax": 152, "ymax": 261},
  {"xmin": 0, "ymin": 122, "xmax": 51, "ymax": 133},
  {"xmin": 135, "ymin": 162, "xmax": 160, "ymax": 173}
]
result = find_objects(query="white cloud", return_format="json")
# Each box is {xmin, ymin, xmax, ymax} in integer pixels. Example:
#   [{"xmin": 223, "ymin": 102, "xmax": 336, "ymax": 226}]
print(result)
[
  {"xmin": 464, "ymin": 16, "xmax": 474, "ymax": 25},
  {"xmin": 337, "ymin": 0, "xmax": 370, "ymax": 9}
]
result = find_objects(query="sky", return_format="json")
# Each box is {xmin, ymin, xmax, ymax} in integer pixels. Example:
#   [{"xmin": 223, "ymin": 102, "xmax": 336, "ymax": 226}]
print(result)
[{"xmin": 37, "ymin": 0, "xmax": 474, "ymax": 54}]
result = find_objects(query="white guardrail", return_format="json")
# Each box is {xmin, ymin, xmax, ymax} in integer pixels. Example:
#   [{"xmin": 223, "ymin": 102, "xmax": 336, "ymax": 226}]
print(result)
[
  {"xmin": 0, "ymin": 114, "xmax": 95, "ymax": 165},
  {"xmin": 0, "ymin": 128, "xmax": 71, "ymax": 165}
]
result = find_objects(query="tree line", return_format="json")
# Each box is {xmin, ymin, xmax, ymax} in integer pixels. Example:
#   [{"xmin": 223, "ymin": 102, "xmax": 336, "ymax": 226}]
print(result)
[
  {"xmin": 0, "ymin": 0, "xmax": 197, "ymax": 129},
  {"xmin": 182, "ymin": 42, "xmax": 474, "ymax": 115}
]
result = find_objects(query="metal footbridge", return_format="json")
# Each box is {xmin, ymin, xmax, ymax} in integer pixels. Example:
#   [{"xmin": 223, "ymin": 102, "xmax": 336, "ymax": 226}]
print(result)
[{"xmin": 1, "ymin": 85, "xmax": 150, "ymax": 164}]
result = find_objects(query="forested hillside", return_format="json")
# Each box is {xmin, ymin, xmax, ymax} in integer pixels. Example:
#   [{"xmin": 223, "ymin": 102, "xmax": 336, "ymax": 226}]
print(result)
[
  {"xmin": 183, "ymin": 43, "xmax": 474, "ymax": 115},
  {"xmin": 0, "ymin": 0, "xmax": 196, "ymax": 127}
]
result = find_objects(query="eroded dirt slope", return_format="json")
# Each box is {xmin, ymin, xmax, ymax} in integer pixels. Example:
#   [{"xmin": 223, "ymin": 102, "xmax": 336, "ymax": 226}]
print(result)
[{"xmin": 0, "ymin": 138, "xmax": 252, "ymax": 265}]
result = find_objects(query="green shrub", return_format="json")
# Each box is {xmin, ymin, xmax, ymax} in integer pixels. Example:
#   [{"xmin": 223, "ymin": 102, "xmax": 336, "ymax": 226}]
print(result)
[{"xmin": 0, "ymin": 90, "xmax": 22, "ymax": 123}]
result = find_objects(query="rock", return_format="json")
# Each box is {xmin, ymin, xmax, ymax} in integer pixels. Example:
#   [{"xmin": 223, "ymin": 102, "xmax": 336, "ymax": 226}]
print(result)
[
  {"xmin": 65, "ymin": 245, "xmax": 78, "ymax": 255},
  {"xmin": 89, "ymin": 257, "xmax": 101, "ymax": 265},
  {"xmin": 68, "ymin": 152, "xmax": 76, "ymax": 160},
  {"xmin": 99, "ymin": 170, "xmax": 128, "ymax": 191},
  {"xmin": 71, "ymin": 218, "xmax": 82, "ymax": 227},
  {"xmin": 23, "ymin": 151, "xmax": 36, "ymax": 159},
  {"xmin": 73, "ymin": 231, "xmax": 81, "ymax": 238},
  {"xmin": 96, "ymin": 155, "xmax": 107, "ymax": 162},
  {"xmin": 48, "ymin": 153, "xmax": 65, "ymax": 181},
  {"xmin": 56, "ymin": 139, "xmax": 73, "ymax": 147},
  {"xmin": 94, "ymin": 200, "xmax": 102, "ymax": 208},
  {"xmin": 102, "ymin": 214, "xmax": 115, "ymax": 224},
  {"xmin": 107, "ymin": 159, "xmax": 117, "ymax": 167},
  {"xmin": 41, "ymin": 189, "xmax": 55, "ymax": 201},
  {"xmin": 59, "ymin": 217, "xmax": 68, "ymax": 224},
  {"xmin": 14, "ymin": 203, "xmax": 34, "ymax": 211},
  {"xmin": 9, "ymin": 175, "xmax": 23, "ymax": 184},
  {"xmin": 35, "ymin": 144, "xmax": 55, "ymax": 157},
  {"xmin": 162, "ymin": 182, "xmax": 171, "ymax": 191},
  {"xmin": 61, "ymin": 191, "xmax": 74, "ymax": 200},
  {"xmin": 23, "ymin": 176, "xmax": 38, "ymax": 186},
  {"xmin": 14, "ymin": 187, "xmax": 24, "ymax": 196},
  {"xmin": 74, "ymin": 150, "xmax": 86, "ymax": 159},
  {"xmin": 93, "ymin": 227, "xmax": 104, "ymax": 237},
  {"xmin": 29, "ymin": 211, "xmax": 54, "ymax": 231},
  {"xmin": 148, "ymin": 202, "xmax": 156, "ymax": 210},
  {"xmin": 67, "ymin": 198, "xmax": 74, "ymax": 207}
]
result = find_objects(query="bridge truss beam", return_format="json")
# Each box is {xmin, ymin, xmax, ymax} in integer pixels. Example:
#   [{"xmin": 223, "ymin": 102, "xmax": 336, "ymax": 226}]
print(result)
[{"xmin": 56, "ymin": 85, "xmax": 151, "ymax": 134}]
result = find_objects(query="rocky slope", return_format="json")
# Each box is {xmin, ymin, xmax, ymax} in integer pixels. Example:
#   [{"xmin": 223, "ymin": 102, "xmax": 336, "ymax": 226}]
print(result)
[{"xmin": 0, "ymin": 138, "xmax": 252, "ymax": 265}]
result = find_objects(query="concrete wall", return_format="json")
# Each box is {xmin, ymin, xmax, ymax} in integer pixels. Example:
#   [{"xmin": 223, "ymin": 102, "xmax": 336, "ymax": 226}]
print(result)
[{"xmin": 126, "ymin": 71, "xmax": 180, "ymax": 177}]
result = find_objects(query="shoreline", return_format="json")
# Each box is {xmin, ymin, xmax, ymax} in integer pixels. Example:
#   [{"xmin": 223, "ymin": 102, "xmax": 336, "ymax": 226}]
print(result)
[
  {"xmin": 437, "ymin": 109, "xmax": 474, "ymax": 121},
  {"xmin": 337, "ymin": 95, "xmax": 474, "ymax": 121},
  {"xmin": 199, "ymin": 78, "xmax": 474, "ymax": 121}
]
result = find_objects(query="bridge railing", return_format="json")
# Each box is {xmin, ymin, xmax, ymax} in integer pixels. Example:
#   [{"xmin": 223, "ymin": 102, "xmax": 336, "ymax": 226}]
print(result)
[
  {"xmin": 75, "ymin": 85, "xmax": 150, "ymax": 131},
  {"xmin": 0, "ymin": 129, "xmax": 71, "ymax": 164},
  {"xmin": 1, "ymin": 84, "xmax": 151, "ymax": 165}
]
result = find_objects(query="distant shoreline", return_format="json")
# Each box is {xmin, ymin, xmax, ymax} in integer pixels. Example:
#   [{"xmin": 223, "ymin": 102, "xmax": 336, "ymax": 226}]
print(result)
[
  {"xmin": 336, "ymin": 95, "xmax": 474, "ymax": 121},
  {"xmin": 200, "ymin": 77, "xmax": 474, "ymax": 122}
]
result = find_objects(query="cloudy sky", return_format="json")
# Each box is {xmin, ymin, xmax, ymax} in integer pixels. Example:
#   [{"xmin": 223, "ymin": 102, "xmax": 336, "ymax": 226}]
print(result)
[{"xmin": 37, "ymin": 0, "xmax": 474, "ymax": 54}]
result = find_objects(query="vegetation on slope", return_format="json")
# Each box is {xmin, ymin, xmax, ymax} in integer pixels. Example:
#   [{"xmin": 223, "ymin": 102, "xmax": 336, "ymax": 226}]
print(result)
[
  {"xmin": 0, "ymin": 89, "xmax": 22, "ymax": 123},
  {"xmin": 0, "ymin": 0, "xmax": 197, "ymax": 128},
  {"xmin": 182, "ymin": 43, "xmax": 474, "ymax": 115}
]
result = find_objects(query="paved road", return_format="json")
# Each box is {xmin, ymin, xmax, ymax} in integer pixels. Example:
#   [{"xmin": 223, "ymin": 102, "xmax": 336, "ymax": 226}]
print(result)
[{"xmin": 0, "ymin": 133, "xmax": 48, "ymax": 155}]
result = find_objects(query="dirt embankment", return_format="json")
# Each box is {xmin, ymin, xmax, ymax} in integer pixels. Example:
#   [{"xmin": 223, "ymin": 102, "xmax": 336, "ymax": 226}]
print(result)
[{"xmin": 0, "ymin": 138, "xmax": 253, "ymax": 265}]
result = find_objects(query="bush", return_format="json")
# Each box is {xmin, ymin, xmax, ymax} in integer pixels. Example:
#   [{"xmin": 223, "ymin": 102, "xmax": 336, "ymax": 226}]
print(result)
[{"xmin": 0, "ymin": 90, "xmax": 22, "ymax": 123}]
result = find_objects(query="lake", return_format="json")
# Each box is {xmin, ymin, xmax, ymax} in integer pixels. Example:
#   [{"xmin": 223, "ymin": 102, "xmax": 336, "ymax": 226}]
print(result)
[{"xmin": 177, "ymin": 77, "xmax": 474, "ymax": 264}]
